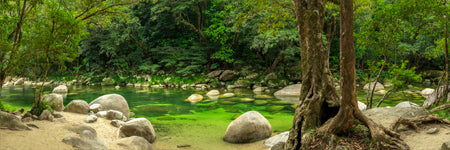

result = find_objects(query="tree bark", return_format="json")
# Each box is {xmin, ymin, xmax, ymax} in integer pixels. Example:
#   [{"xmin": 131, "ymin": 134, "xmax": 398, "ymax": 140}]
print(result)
[{"xmin": 285, "ymin": 0, "xmax": 340, "ymax": 149}]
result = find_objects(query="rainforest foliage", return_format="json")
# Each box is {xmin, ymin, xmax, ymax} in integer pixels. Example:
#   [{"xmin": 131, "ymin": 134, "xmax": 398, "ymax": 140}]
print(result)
[{"xmin": 1, "ymin": 0, "xmax": 449, "ymax": 83}]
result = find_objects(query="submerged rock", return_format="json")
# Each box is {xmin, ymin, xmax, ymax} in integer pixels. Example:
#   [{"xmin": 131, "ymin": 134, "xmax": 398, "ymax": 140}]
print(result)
[
  {"xmin": 224, "ymin": 111, "xmax": 272, "ymax": 143},
  {"xmin": 89, "ymin": 94, "xmax": 130, "ymax": 117},
  {"xmin": 221, "ymin": 93, "xmax": 235, "ymax": 98}
]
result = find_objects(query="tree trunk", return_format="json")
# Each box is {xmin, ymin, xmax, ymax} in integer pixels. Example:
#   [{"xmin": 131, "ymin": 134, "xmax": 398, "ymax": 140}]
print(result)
[
  {"xmin": 285, "ymin": 0, "xmax": 340, "ymax": 149},
  {"xmin": 286, "ymin": 0, "xmax": 409, "ymax": 149}
]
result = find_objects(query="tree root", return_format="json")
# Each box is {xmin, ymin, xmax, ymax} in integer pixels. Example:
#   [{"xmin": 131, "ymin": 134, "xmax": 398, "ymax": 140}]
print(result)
[
  {"xmin": 355, "ymin": 110, "xmax": 410, "ymax": 149},
  {"xmin": 391, "ymin": 114, "xmax": 450, "ymax": 132}
]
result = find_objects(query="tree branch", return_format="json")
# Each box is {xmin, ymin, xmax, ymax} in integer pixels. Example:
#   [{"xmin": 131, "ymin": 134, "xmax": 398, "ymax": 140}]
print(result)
[{"xmin": 81, "ymin": 0, "xmax": 138, "ymax": 21}]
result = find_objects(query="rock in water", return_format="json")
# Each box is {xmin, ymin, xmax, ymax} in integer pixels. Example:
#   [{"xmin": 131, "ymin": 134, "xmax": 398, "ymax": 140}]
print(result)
[
  {"xmin": 64, "ymin": 100, "xmax": 90, "ymax": 114},
  {"xmin": 206, "ymin": 90, "xmax": 220, "ymax": 96},
  {"xmin": 264, "ymin": 131, "xmax": 289, "ymax": 147},
  {"xmin": 119, "ymin": 118, "xmax": 156, "ymax": 143},
  {"xmin": 224, "ymin": 111, "xmax": 272, "ymax": 143},
  {"xmin": 363, "ymin": 82, "xmax": 385, "ymax": 92},
  {"xmin": 273, "ymin": 84, "xmax": 302, "ymax": 97},
  {"xmin": 116, "ymin": 136, "xmax": 153, "ymax": 150},
  {"xmin": 186, "ymin": 94, "xmax": 203, "ymax": 103},
  {"xmin": 52, "ymin": 85, "xmax": 68, "ymax": 93},
  {"xmin": 42, "ymin": 93, "xmax": 64, "ymax": 111},
  {"xmin": 89, "ymin": 94, "xmax": 130, "ymax": 117},
  {"xmin": 0, "ymin": 111, "xmax": 31, "ymax": 130}
]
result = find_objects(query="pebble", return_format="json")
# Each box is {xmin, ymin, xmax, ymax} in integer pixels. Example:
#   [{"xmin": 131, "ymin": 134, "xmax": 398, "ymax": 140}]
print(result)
[{"xmin": 426, "ymin": 128, "xmax": 439, "ymax": 134}]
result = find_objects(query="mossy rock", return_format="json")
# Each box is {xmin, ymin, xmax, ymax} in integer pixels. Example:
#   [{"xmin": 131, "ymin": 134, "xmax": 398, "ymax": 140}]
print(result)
[
  {"xmin": 157, "ymin": 116, "xmax": 176, "ymax": 120},
  {"xmin": 239, "ymin": 98, "xmax": 255, "ymax": 102},
  {"xmin": 270, "ymin": 100, "xmax": 291, "ymax": 105},
  {"xmin": 266, "ymin": 105, "xmax": 285, "ymax": 112},
  {"xmin": 254, "ymin": 100, "xmax": 269, "ymax": 106},
  {"xmin": 219, "ymin": 101, "xmax": 237, "ymax": 105},
  {"xmin": 226, "ymin": 97, "xmax": 241, "ymax": 101},
  {"xmin": 290, "ymin": 104, "xmax": 298, "ymax": 109},
  {"xmin": 225, "ymin": 108, "xmax": 239, "ymax": 113},
  {"xmin": 253, "ymin": 95, "xmax": 273, "ymax": 99},
  {"xmin": 231, "ymin": 114, "xmax": 242, "ymax": 120}
]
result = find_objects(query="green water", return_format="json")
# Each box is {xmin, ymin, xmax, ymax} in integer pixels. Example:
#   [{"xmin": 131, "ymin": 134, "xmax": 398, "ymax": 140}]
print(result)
[{"xmin": 0, "ymin": 85, "xmax": 426, "ymax": 150}]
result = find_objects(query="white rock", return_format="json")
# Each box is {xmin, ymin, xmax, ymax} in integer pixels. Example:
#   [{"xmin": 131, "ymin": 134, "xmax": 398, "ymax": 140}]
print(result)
[
  {"xmin": 264, "ymin": 131, "xmax": 289, "ymax": 147},
  {"xmin": 420, "ymin": 88, "xmax": 435, "ymax": 98},
  {"xmin": 52, "ymin": 85, "xmax": 68, "ymax": 93}
]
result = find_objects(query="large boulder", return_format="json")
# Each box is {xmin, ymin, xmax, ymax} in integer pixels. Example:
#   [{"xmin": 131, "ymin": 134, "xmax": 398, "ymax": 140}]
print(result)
[
  {"xmin": 0, "ymin": 111, "xmax": 31, "ymax": 130},
  {"xmin": 116, "ymin": 136, "xmax": 153, "ymax": 150},
  {"xmin": 395, "ymin": 101, "xmax": 420, "ymax": 108},
  {"xmin": 119, "ymin": 118, "xmax": 156, "ymax": 143},
  {"xmin": 363, "ymin": 107, "xmax": 430, "ymax": 128},
  {"xmin": 274, "ymin": 84, "xmax": 302, "ymax": 97},
  {"xmin": 363, "ymin": 82, "xmax": 384, "ymax": 92},
  {"xmin": 64, "ymin": 100, "xmax": 90, "ymax": 114},
  {"xmin": 89, "ymin": 94, "xmax": 130, "ymax": 117},
  {"xmin": 186, "ymin": 94, "xmax": 203, "ymax": 103},
  {"xmin": 219, "ymin": 70, "xmax": 238, "ymax": 81},
  {"xmin": 264, "ymin": 131, "xmax": 289, "ymax": 147},
  {"xmin": 53, "ymin": 85, "xmax": 68, "ymax": 93},
  {"xmin": 102, "ymin": 77, "xmax": 115, "ymax": 86},
  {"xmin": 223, "ymin": 111, "xmax": 272, "ymax": 143},
  {"xmin": 42, "ymin": 93, "xmax": 64, "ymax": 111}
]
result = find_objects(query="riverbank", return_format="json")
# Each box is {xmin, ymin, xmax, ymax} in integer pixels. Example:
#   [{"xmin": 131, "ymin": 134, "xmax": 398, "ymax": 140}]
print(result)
[{"xmin": 0, "ymin": 111, "xmax": 271, "ymax": 150}]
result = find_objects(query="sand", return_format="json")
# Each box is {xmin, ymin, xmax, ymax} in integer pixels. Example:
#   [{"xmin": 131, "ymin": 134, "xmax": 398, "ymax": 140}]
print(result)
[
  {"xmin": 0, "ymin": 112, "xmax": 270, "ymax": 150},
  {"xmin": 1, "ymin": 112, "xmax": 448, "ymax": 150}
]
